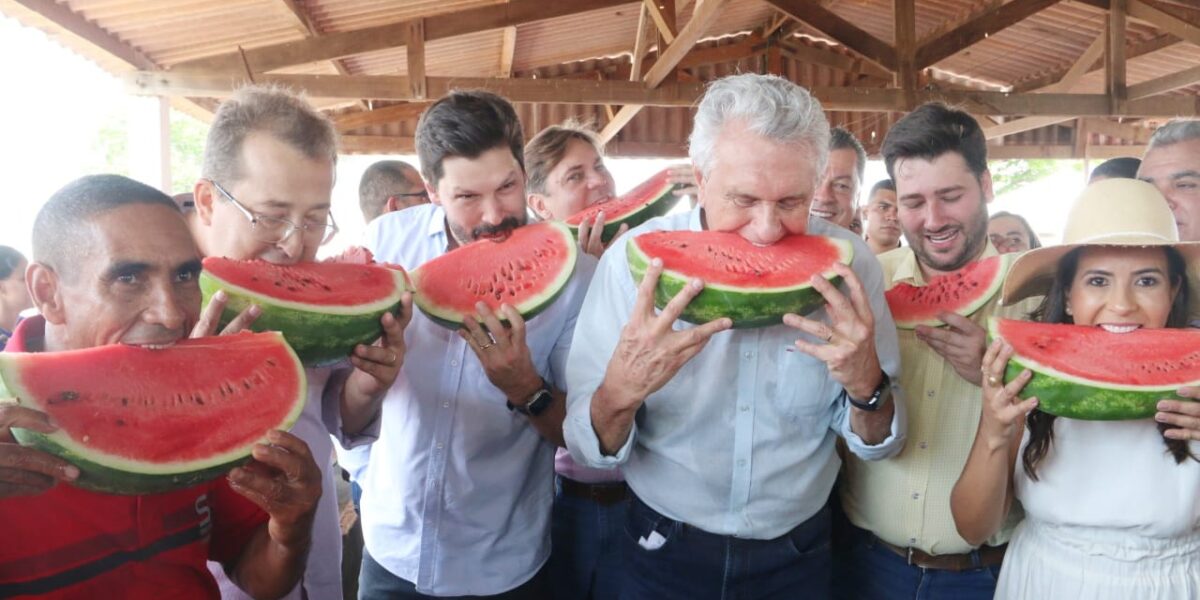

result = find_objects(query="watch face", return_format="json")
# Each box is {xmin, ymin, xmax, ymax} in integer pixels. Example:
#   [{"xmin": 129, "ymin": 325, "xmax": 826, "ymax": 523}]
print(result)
[{"xmin": 526, "ymin": 390, "xmax": 554, "ymax": 416}]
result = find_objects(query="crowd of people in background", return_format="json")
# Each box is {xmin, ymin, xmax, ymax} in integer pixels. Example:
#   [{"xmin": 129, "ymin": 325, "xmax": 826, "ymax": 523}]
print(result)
[{"xmin": 1, "ymin": 72, "xmax": 1199, "ymax": 600}]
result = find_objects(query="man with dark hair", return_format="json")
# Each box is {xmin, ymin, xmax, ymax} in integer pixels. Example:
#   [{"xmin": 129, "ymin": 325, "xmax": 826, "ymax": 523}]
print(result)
[
  {"xmin": 191, "ymin": 85, "xmax": 405, "ymax": 600},
  {"xmin": 811, "ymin": 126, "xmax": 867, "ymax": 230},
  {"xmin": 0, "ymin": 246, "xmax": 31, "ymax": 352},
  {"xmin": 359, "ymin": 160, "xmax": 428, "ymax": 223},
  {"xmin": 359, "ymin": 90, "xmax": 596, "ymax": 599},
  {"xmin": 863, "ymin": 179, "xmax": 901, "ymax": 254},
  {"xmin": 1089, "ymin": 156, "xmax": 1141, "ymax": 183},
  {"xmin": 0, "ymin": 174, "xmax": 321, "ymax": 599},
  {"xmin": 837, "ymin": 104, "xmax": 1035, "ymax": 600}
]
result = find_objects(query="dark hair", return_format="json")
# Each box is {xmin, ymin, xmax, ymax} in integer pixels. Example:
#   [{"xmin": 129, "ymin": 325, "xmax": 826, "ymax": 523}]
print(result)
[
  {"xmin": 1023, "ymin": 246, "xmax": 1195, "ymax": 479},
  {"xmin": 33, "ymin": 175, "xmax": 179, "ymax": 278},
  {"xmin": 882, "ymin": 103, "xmax": 987, "ymax": 181},
  {"xmin": 0, "ymin": 246, "xmax": 25, "ymax": 281},
  {"xmin": 358, "ymin": 160, "xmax": 423, "ymax": 222},
  {"xmin": 830, "ymin": 127, "xmax": 866, "ymax": 184},
  {"xmin": 868, "ymin": 178, "xmax": 895, "ymax": 198},
  {"xmin": 1089, "ymin": 157, "xmax": 1142, "ymax": 182},
  {"xmin": 416, "ymin": 90, "xmax": 525, "ymax": 188},
  {"xmin": 989, "ymin": 210, "xmax": 1043, "ymax": 249},
  {"xmin": 525, "ymin": 121, "xmax": 603, "ymax": 196}
]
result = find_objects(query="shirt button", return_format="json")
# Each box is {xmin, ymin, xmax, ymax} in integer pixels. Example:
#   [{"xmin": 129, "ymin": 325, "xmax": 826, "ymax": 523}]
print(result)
[
  {"xmin": 926, "ymin": 390, "xmax": 934, "ymax": 398},
  {"xmin": 919, "ymin": 442, "xmax": 928, "ymax": 449},
  {"xmin": 737, "ymin": 459, "xmax": 747, "ymax": 467},
  {"xmin": 739, "ymin": 405, "xmax": 749, "ymax": 412},
  {"xmin": 442, "ymin": 402, "xmax": 450, "ymax": 408},
  {"xmin": 436, "ymin": 442, "xmax": 444, "ymax": 450},
  {"xmin": 744, "ymin": 351, "xmax": 754, "ymax": 359},
  {"xmin": 450, "ymin": 360, "xmax": 459, "ymax": 367},
  {"xmin": 911, "ymin": 492, "xmax": 920, "ymax": 500},
  {"xmin": 909, "ymin": 537, "xmax": 918, "ymax": 545}
]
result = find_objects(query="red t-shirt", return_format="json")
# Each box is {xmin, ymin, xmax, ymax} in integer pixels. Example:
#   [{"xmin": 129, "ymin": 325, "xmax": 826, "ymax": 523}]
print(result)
[{"xmin": 0, "ymin": 317, "xmax": 269, "ymax": 599}]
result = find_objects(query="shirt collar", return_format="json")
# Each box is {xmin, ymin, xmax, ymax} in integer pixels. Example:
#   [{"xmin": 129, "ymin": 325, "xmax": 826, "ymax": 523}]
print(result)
[
  {"xmin": 688, "ymin": 206, "xmax": 704, "ymax": 231},
  {"xmin": 427, "ymin": 204, "xmax": 448, "ymax": 239},
  {"xmin": 891, "ymin": 240, "xmax": 1000, "ymax": 286}
]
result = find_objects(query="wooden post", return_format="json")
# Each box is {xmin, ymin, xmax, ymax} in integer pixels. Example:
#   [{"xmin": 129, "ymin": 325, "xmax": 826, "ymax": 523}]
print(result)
[
  {"xmin": 1107, "ymin": 0, "xmax": 1127, "ymax": 114},
  {"xmin": 407, "ymin": 19, "xmax": 427, "ymax": 100},
  {"xmin": 894, "ymin": 0, "xmax": 917, "ymax": 97}
]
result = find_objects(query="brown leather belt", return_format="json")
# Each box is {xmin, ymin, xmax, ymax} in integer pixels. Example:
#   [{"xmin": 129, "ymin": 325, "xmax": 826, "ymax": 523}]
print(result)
[
  {"xmin": 876, "ymin": 538, "xmax": 1007, "ymax": 571},
  {"xmin": 559, "ymin": 477, "xmax": 629, "ymax": 506}
]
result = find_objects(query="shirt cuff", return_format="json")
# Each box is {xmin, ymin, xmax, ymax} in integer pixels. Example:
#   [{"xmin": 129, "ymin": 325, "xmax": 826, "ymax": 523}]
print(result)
[
  {"xmin": 566, "ymin": 411, "xmax": 635, "ymax": 469},
  {"xmin": 842, "ymin": 386, "xmax": 907, "ymax": 461},
  {"xmin": 321, "ymin": 366, "xmax": 382, "ymax": 449}
]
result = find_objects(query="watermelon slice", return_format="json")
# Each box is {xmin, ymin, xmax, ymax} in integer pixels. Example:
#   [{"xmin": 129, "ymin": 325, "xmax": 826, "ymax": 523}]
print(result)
[
  {"xmin": 564, "ymin": 168, "xmax": 681, "ymax": 243},
  {"xmin": 886, "ymin": 254, "xmax": 1011, "ymax": 329},
  {"xmin": 992, "ymin": 318, "xmax": 1200, "ymax": 420},
  {"xmin": 627, "ymin": 230, "xmax": 854, "ymax": 328},
  {"xmin": 0, "ymin": 332, "xmax": 306, "ymax": 495},
  {"xmin": 411, "ymin": 221, "xmax": 578, "ymax": 328},
  {"xmin": 200, "ymin": 257, "xmax": 409, "ymax": 366}
]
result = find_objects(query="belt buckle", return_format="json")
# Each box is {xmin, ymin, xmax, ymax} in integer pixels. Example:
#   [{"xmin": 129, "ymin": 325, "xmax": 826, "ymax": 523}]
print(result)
[{"xmin": 906, "ymin": 547, "xmax": 915, "ymax": 566}]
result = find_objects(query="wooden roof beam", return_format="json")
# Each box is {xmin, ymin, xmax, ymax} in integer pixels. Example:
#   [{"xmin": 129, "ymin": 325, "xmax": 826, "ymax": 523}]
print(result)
[
  {"xmin": 630, "ymin": 2, "xmax": 651, "ymax": 81},
  {"xmin": 333, "ymin": 102, "xmax": 432, "ymax": 132},
  {"xmin": 1107, "ymin": 0, "xmax": 1128, "ymax": 112},
  {"xmin": 984, "ymin": 33, "xmax": 1104, "ymax": 139},
  {"xmin": 894, "ymin": 0, "xmax": 917, "ymax": 92},
  {"xmin": 171, "ymin": 0, "xmax": 630, "ymax": 74},
  {"xmin": 125, "ymin": 71, "xmax": 1200, "ymax": 117},
  {"xmin": 276, "ymin": 0, "xmax": 368, "ymax": 108},
  {"xmin": 1010, "ymin": 33, "xmax": 1177, "ymax": 92},
  {"xmin": 762, "ymin": 0, "xmax": 897, "ymax": 71},
  {"xmin": 1085, "ymin": 117, "xmax": 1154, "ymax": 142},
  {"xmin": 915, "ymin": 0, "xmax": 1066, "ymax": 69},
  {"xmin": 1127, "ymin": 63, "xmax": 1200, "ymax": 99},
  {"xmin": 643, "ymin": 0, "xmax": 677, "ymax": 45},
  {"xmin": 1127, "ymin": 0, "xmax": 1200, "ymax": 47},
  {"xmin": 499, "ymin": 26, "xmax": 517, "ymax": 78}
]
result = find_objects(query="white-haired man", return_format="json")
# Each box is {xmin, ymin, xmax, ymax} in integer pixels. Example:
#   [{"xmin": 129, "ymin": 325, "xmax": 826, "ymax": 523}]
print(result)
[{"xmin": 564, "ymin": 73, "xmax": 905, "ymax": 599}]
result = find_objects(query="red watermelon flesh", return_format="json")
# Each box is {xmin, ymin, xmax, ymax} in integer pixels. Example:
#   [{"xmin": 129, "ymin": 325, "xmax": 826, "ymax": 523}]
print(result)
[
  {"xmin": 564, "ymin": 168, "xmax": 679, "ymax": 242},
  {"xmin": 325, "ymin": 245, "xmax": 377, "ymax": 265},
  {"xmin": 0, "ymin": 332, "xmax": 306, "ymax": 494},
  {"xmin": 886, "ymin": 254, "xmax": 1009, "ymax": 329},
  {"xmin": 203, "ymin": 257, "xmax": 401, "ymax": 306},
  {"xmin": 411, "ymin": 221, "xmax": 577, "ymax": 327},
  {"xmin": 632, "ymin": 230, "xmax": 848, "ymax": 289}
]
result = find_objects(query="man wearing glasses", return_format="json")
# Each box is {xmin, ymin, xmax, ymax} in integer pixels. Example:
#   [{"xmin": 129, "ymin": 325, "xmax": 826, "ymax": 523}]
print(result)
[
  {"xmin": 190, "ymin": 86, "xmax": 409, "ymax": 600},
  {"xmin": 359, "ymin": 159, "xmax": 429, "ymax": 224}
]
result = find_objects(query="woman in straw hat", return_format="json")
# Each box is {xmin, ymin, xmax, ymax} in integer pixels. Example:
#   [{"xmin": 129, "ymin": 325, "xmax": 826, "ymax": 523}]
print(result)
[{"xmin": 950, "ymin": 178, "xmax": 1200, "ymax": 598}]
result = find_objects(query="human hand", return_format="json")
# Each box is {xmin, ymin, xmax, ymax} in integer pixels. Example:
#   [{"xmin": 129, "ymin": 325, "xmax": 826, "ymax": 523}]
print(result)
[
  {"xmin": 228, "ymin": 430, "xmax": 322, "ymax": 549},
  {"xmin": 915, "ymin": 312, "xmax": 988, "ymax": 386},
  {"xmin": 191, "ymin": 290, "xmax": 262, "ymax": 337},
  {"xmin": 0, "ymin": 402, "xmax": 79, "ymax": 498}
]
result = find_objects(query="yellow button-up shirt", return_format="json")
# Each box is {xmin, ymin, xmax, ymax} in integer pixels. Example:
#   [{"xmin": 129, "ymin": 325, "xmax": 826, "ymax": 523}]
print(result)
[{"xmin": 841, "ymin": 243, "xmax": 1035, "ymax": 555}]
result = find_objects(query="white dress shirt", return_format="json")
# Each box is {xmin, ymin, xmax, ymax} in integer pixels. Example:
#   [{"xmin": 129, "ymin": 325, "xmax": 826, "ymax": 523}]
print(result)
[
  {"xmin": 565, "ymin": 208, "xmax": 906, "ymax": 539},
  {"xmin": 362, "ymin": 204, "xmax": 596, "ymax": 595}
]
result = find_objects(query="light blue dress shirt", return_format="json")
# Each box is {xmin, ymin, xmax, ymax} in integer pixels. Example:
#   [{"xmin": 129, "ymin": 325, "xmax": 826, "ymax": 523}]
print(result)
[
  {"xmin": 362, "ymin": 204, "xmax": 597, "ymax": 596},
  {"xmin": 565, "ymin": 208, "xmax": 906, "ymax": 540}
]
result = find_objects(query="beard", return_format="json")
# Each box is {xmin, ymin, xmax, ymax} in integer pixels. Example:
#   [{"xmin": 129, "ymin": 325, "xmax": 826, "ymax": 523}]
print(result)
[
  {"xmin": 908, "ymin": 206, "xmax": 989, "ymax": 273},
  {"xmin": 448, "ymin": 214, "xmax": 527, "ymax": 246}
]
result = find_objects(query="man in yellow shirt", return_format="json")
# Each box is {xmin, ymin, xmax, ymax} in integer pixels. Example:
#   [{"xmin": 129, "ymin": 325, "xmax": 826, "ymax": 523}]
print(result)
[{"xmin": 836, "ymin": 103, "xmax": 1031, "ymax": 599}]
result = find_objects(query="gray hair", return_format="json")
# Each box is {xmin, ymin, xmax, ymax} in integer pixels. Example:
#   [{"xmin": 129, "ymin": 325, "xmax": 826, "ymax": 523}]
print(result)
[
  {"xmin": 688, "ymin": 74, "xmax": 830, "ymax": 182},
  {"xmin": 201, "ymin": 85, "xmax": 339, "ymax": 186},
  {"xmin": 1147, "ymin": 119, "xmax": 1200, "ymax": 153}
]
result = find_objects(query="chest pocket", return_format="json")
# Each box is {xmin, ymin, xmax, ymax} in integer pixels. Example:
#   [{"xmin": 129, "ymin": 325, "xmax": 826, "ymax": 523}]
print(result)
[{"xmin": 770, "ymin": 346, "xmax": 835, "ymax": 421}]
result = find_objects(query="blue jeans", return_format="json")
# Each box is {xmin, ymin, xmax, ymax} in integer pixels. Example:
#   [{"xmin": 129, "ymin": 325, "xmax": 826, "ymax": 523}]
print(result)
[
  {"xmin": 833, "ymin": 524, "xmax": 1000, "ymax": 600},
  {"xmin": 359, "ymin": 550, "xmax": 550, "ymax": 599},
  {"xmin": 620, "ymin": 495, "xmax": 832, "ymax": 600},
  {"xmin": 550, "ymin": 477, "xmax": 628, "ymax": 600}
]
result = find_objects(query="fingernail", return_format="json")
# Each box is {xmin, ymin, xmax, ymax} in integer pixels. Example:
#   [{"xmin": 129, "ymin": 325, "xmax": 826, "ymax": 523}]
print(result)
[
  {"xmin": 213, "ymin": 290, "xmax": 227, "ymax": 301},
  {"xmin": 1157, "ymin": 400, "xmax": 1170, "ymax": 410},
  {"xmin": 691, "ymin": 279, "xmax": 704, "ymax": 290},
  {"xmin": 652, "ymin": 258, "xmax": 663, "ymax": 267},
  {"xmin": 248, "ymin": 304, "xmax": 262, "ymax": 316},
  {"xmin": 62, "ymin": 465, "xmax": 79, "ymax": 480},
  {"xmin": 1156, "ymin": 413, "xmax": 1169, "ymax": 422},
  {"xmin": 229, "ymin": 468, "xmax": 245, "ymax": 481}
]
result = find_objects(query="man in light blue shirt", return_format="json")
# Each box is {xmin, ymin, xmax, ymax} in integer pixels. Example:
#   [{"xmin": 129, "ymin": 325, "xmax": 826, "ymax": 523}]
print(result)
[
  {"xmin": 564, "ymin": 73, "xmax": 906, "ymax": 599},
  {"xmin": 359, "ymin": 90, "xmax": 596, "ymax": 599}
]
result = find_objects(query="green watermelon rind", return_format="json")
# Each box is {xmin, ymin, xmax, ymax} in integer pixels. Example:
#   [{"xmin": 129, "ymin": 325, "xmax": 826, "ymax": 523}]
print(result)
[
  {"xmin": 0, "ymin": 333, "xmax": 308, "ymax": 495},
  {"xmin": 565, "ymin": 181, "xmax": 681, "ymax": 244},
  {"xmin": 626, "ymin": 235, "xmax": 854, "ymax": 329},
  {"xmin": 890, "ymin": 254, "xmax": 1011, "ymax": 330},
  {"xmin": 990, "ymin": 318, "xmax": 1200, "ymax": 421},
  {"xmin": 412, "ymin": 222, "xmax": 579, "ymax": 330},
  {"xmin": 199, "ymin": 267, "xmax": 407, "ymax": 367}
]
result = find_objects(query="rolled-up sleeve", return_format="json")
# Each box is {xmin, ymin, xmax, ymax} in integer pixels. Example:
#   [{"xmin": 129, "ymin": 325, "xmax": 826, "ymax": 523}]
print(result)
[
  {"xmin": 833, "ymin": 237, "xmax": 906, "ymax": 460},
  {"xmin": 320, "ymin": 366, "xmax": 381, "ymax": 449},
  {"xmin": 564, "ymin": 236, "xmax": 639, "ymax": 469}
]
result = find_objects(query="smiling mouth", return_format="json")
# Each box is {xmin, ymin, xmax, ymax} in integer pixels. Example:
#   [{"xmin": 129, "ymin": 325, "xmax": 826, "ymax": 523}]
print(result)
[
  {"xmin": 124, "ymin": 341, "xmax": 178, "ymax": 349},
  {"xmin": 1098, "ymin": 323, "xmax": 1141, "ymax": 334},
  {"xmin": 811, "ymin": 208, "xmax": 835, "ymax": 219},
  {"xmin": 926, "ymin": 229, "xmax": 959, "ymax": 245}
]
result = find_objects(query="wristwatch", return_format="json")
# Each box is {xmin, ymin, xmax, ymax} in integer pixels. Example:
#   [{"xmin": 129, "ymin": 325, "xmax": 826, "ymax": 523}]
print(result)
[
  {"xmin": 840, "ymin": 372, "xmax": 891, "ymax": 412},
  {"xmin": 507, "ymin": 378, "xmax": 554, "ymax": 417}
]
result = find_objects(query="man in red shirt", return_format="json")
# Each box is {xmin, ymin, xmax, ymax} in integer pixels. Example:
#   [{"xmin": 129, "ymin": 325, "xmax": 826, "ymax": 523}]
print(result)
[{"xmin": 0, "ymin": 174, "xmax": 322, "ymax": 599}]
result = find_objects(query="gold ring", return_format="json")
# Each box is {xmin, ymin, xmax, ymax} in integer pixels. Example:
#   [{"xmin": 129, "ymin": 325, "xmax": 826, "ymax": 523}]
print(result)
[
  {"xmin": 988, "ymin": 375, "xmax": 1000, "ymax": 386},
  {"xmin": 479, "ymin": 342, "xmax": 494, "ymax": 350},
  {"xmin": 388, "ymin": 352, "xmax": 397, "ymax": 365}
]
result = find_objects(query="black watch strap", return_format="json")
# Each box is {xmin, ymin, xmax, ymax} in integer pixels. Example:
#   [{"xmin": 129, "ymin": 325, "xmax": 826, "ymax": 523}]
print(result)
[
  {"xmin": 507, "ymin": 378, "xmax": 553, "ymax": 416},
  {"xmin": 841, "ymin": 372, "xmax": 890, "ymax": 412}
]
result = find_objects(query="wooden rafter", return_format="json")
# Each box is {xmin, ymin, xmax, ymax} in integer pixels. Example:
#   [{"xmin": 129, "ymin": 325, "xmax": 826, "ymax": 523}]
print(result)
[
  {"xmin": 915, "ymin": 0, "xmax": 1065, "ymax": 69},
  {"xmin": 763, "ymin": 0, "xmax": 898, "ymax": 71},
  {"xmin": 777, "ymin": 39, "xmax": 892, "ymax": 80},
  {"xmin": 599, "ymin": 0, "xmax": 729, "ymax": 144},
  {"xmin": 1127, "ymin": 63, "xmax": 1200, "ymax": 99},
  {"xmin": 894, "ymin": 0, "xmax": 917, "ymax": 91},
  {"xmin": 630, "ymin": 2, "xmax": 651, "ymax": 82},
  {"xmin": 333, "ymin": 102, "xmax": 431, "ymax": 132},
  {"xmin": 125, "ymin": 71, "xmax": 1200, "ymax": 117},
  {"xmin": 276, "ymin": 0, "xmax": 368, "ymax": 109},
  {"xmin": 643, "ymin": 0, "xmax": 678, "ymax": 45},
  {"xmin": 407, "ymin": 19, "xmax": 426, "ymax": 100},
  {"xmin": 984, "ymin": 33, "xmax": 1104, "ymax": 139},
  {"xmin": 1085, "ymin": 117, "xmax": 1154, "ymax": 142},
  {"xmin": 1011, "ymin": 33, "xmax": 1178, "ymax": 93},
  {"xmin": 1127, "ymin": 0, "xmax": 1200, "ymax": 46},
  {"xmin": 499, "ymin": 26, "xmax": 517, "ymax": 78},
  {"xmin": 172, "ymin": 0, "xmax": 630, "ymax": 74}
]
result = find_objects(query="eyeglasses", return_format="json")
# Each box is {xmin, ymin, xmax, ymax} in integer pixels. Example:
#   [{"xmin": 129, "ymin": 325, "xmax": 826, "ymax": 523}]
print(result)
[{"xmin": 208, "ymin": 179, "xmax": 339, "ymax": 246}]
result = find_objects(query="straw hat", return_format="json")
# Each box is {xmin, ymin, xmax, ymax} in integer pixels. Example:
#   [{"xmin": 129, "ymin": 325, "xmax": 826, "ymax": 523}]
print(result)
[{"xmin": 1001, "ymin": 178, "xmax": 1200, "ymax": 305}]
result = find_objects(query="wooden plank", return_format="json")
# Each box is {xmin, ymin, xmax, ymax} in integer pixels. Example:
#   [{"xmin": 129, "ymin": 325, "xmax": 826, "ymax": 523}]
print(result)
[
  {"xmin": 643, "ymin": 0, "xmax": 677, "ymax": 45},
  {"xmin": 1107, "ymin": 0, "xmax": 1128, "ymax": 111},
  {"xmin": 275, "ymin": 0, "xmax": 366, "ymax": 108},
  {"xmin": 985, "ymin": 116, "xmax": 1075, "ymax": 139},
  {"xmin": 915, "ymin": 0, "xmax": 1065, "ymax": 69},
  {"xmin": 763, "ymin": 13, "xmax": 790, "ymax": 38},
  {"xmin": 1074, "ymin": 118, "xmax": 1090, "ymax": 157},
  {"xmin": 341, "ymin": 135, "xmax": 416, "ymax": 154},
  {"xmin": 606, "ymin": 140, "xmax": 689, "ymax": 157},
  {"xmin": 630, "ymin": 2, "xmax": 650, "ymax": 81},
  {"xmin": 598, "ymin": 105, "xmax": 643, "ymax": 143},
  {"xmin": 171, "ymin": 0, "xmax": 630, "ymax": 73},
  {"xmin": 894, "ymin": 0, "xmax": 917, "ymax": 91},
  {"xmin": 1011, "ymin": 33, "xmax": 1178, "ymax": 93},
  {"xmin": 406, "ymin": 19, "xmax": 426, "ymax": 100},
  {"xmin": 499, "ymin": 26, "xmax": 517, "ymax": 78},
  {"xmin": 1128, "ymin": 0, "xmax": 1200, "ymax": 47},
  {"xmin": 763, "ymin": 0, "xmax": 898, "ymax": 71},
  {"xmin": 766, "ymin": 44, "xmax": 783, "ymax": 75},
  {"xmin": 1128, "ymin": 63, "xmax": 1200, "ymax": 99},
  {"xmin": 1087, "ymin": 144, "xmax": 1146, "ymax": 159},
  {"xmin": 984, "ymin": 33, "xmax": 1103, "ymax": 139},
  {"xmin": 333, "ymin": 102, "xmax": 432, "ymax": 132},
  {"xmin": 124, "ymin": 71, "xmax": 1200, "ymax": 116},
  {"xmin": 987, "ymin": 144, "xmax": 1075, "ymax": 159},
  {"xmin": 777, "ymin": 40, "xmax": 893, "ymax": 80},
  {"xmin": 1085, "ymin": 117, "xmax": 1154, "ymax": 142}
]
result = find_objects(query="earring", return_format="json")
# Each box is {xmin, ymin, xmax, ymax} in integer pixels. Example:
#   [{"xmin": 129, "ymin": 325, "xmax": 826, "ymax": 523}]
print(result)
[{"xmin": 1065, "ymin": 306, "xmax": 1073, "ymax": 316}]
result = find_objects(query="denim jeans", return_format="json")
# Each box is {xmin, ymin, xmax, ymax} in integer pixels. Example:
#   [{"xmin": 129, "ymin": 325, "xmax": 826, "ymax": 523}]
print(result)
[
  {"xmin": 832, "ymin": 523, "xmax": 1000, "ymax": 600},
  {"xmin": 359, "ymin": 550, "xmax": 550, "ymax": 600},
  {"xmin": 550, "ymin": 476, "xmax": 629, "ymax": 600},
  {"xmin": 620, "ymin": 495, "xmax": 832, "ymax": 600}
]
